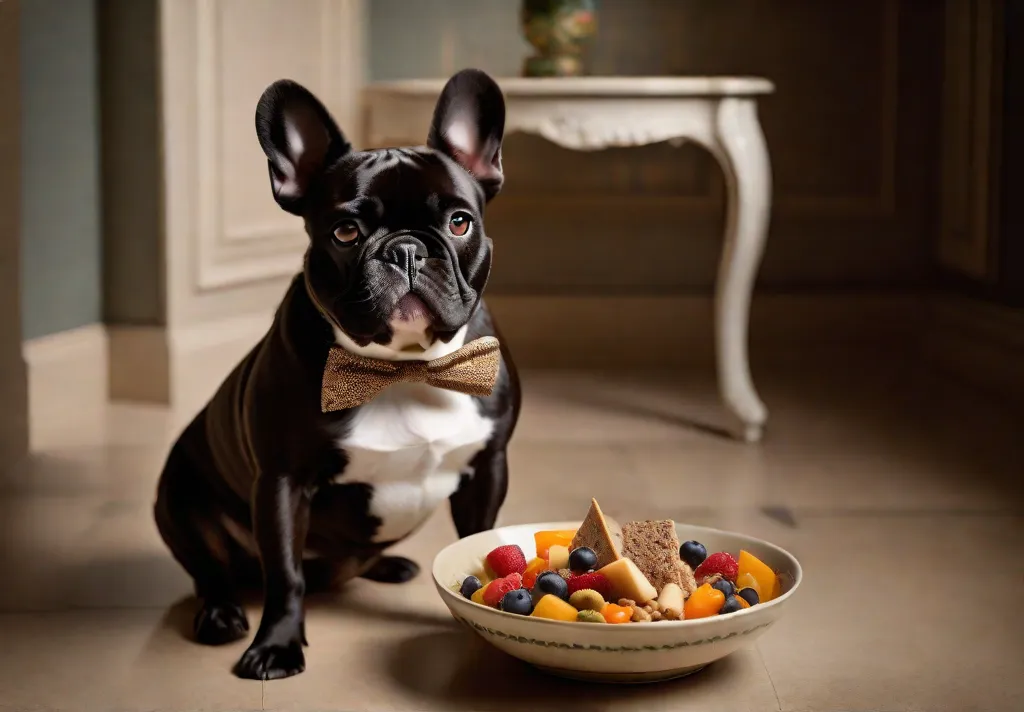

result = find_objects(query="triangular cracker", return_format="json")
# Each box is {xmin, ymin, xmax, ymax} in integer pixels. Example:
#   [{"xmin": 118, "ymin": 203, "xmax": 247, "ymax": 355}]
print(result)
[{"xmin": 570, "ymin": 498, "xmax": 623, "ymax": 568}]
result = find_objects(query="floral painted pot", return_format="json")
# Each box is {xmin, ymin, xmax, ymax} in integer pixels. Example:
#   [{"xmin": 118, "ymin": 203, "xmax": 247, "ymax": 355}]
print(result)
[{"xmin": 521, "ymin": 0, "xmax": 599, "ymax": 77}]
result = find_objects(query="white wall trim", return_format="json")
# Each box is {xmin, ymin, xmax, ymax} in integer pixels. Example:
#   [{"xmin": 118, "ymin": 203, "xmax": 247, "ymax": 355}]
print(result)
[{"xmin": 22, "ymin": 322, "xmax": 108, "ymax": 366}]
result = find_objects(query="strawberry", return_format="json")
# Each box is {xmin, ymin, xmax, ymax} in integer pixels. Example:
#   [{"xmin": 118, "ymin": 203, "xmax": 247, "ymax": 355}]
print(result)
[
  {"xmin": 486, "ymin": 544, "xmax": 528, "ymax": 578},
  {"xmin": 694, "ymin": 552, "xmax": 739, "ymax": 583},
  {"xmin": 483, "ymin": 572, "xmax": 523, "ymax": 607},
  {"xmin": 566, "ymin": 571, "xmax": 612, "ymax": 597}
]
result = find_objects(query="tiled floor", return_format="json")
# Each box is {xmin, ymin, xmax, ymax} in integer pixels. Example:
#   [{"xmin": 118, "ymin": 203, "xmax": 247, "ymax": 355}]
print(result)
[{"xmin": 1, "ymin": 354, "xmax": 1022, "ymax": 711}]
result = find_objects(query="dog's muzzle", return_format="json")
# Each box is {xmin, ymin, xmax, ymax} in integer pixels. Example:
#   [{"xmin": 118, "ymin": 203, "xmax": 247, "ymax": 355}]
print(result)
[{"xmin": 377, "ymin": 233, "xmax": 434, "ymax": 285}]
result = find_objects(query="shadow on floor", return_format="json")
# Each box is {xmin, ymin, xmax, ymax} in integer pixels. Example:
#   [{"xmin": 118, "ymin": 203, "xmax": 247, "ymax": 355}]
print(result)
[{"xmin": 382, "ymin": 628, "xmax": 746, "ymax": 711}]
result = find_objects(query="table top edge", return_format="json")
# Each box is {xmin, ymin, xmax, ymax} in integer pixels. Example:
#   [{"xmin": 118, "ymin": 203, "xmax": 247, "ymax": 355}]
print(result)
[{"xmin": 364, "ymin": 76, "xmax": 775, "ymax": 98}]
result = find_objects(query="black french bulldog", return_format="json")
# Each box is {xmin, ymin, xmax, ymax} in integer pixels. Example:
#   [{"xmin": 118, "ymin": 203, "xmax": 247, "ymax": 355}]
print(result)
[{"xmin": 153, "ymin": 69, "xmax": 520, "ymax": 680}]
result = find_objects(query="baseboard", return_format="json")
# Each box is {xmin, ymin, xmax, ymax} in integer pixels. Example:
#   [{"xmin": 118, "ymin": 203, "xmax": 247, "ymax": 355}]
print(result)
[
  {"xmin": 106, "ymin": 316, "xmax": 274, "ymax": 412},
  {"xmin": 22, "ymin": 324, "xmax": 108, "ymax": 451},
  {"xmin": 107, "ymin": 325, "xmax": 170, "ymax": 404},
  {"xmin": 921, "ymin": 296, "xmax": 1024, "ymax": 410},
  {"xmin": 22, "ymin": 294, "xmax": 1022, "ymax": 421},
  {"xmin": 486, "ymin": 292, "xmax": 927, "ymax": 369}
]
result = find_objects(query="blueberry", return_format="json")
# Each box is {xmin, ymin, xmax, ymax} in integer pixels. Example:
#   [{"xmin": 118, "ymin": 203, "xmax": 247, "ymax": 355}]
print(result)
[
  {"xmin": 531, "ymin": 570, "xmax": 569, "ymax": 604},
  {"xmin": 719, "ymin": 595, "xmax": 744, "ymax": 615},
  {"xmin": 460, "ymin": 575, "xmax": 482, "ymax": 600},
  {"xmin": 568, "ymin": 546, "xmax": 598, "ymax": 573},
  {"xmin": 712, "ymin": 579, "xmax": 735, "ymax": 597},
  {"xmin": 737, "ymin": 588, "xmax": 760, "ymax": 606},
  {"xmin": 679, "ymin": 540, "xmax": 707, "ymax": 569},
  {"xmin": 500, "ymin": 588, "xmax": 534, "ymax": 615}
]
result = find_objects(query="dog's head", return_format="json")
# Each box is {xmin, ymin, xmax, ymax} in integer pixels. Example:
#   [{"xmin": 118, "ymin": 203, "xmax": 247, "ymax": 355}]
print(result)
[{"xmin": 255, "ymin": 69, "xmax": 505, "ymax": 353}]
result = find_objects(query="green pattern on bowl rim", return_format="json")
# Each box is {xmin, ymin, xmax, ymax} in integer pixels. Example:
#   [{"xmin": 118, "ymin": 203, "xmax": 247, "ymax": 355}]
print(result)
[{"xmin": 454, "ymin": 614, "xmax": 773, "ymax": 652}]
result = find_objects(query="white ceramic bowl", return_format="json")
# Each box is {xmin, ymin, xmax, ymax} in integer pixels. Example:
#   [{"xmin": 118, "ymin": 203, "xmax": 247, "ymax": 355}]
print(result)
[{"xmin": 432, "ymin": 521, "xmax": 801, "ymax": 683}]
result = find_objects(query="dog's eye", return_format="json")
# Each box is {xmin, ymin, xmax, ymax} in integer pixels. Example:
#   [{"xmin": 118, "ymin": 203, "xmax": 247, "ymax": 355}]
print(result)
[
  {"xmin": 332, "ymin": 221, "xmax": 360, "ymax": 245},
  {"xmin": 448, "ymin": 212, "xmax": 472, "ymax": 237}
]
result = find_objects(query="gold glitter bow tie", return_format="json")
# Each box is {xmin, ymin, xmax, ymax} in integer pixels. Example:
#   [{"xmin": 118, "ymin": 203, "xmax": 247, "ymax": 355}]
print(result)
[{"xmin": 320, "ymin": 336, "xmax": 502, "ymax": 412}]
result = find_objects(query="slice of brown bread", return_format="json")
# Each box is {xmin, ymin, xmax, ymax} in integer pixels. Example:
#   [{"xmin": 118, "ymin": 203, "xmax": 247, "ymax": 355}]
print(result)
[
  {"xmin": 570, "ymin": 498, "xmax": 622, "ymax": 568},
  {"xmin": 676, "ymin": 558, "xmax": 697, "ymax": 596},
  {"xmin": 620, "ymin": 520, "xmax": 696, "ymax": 595}
]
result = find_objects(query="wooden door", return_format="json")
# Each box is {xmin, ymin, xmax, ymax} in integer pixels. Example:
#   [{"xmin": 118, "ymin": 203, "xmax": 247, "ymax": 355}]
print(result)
[{"xmin": 937, "ymin": 0, "xmax": 1005, "ymax": 282}]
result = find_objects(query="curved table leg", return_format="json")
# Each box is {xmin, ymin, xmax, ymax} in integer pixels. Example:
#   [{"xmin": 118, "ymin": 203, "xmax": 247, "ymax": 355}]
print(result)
[{"xmin": 709, "ymin": 98, "xmax": 770, "ymax": 443}]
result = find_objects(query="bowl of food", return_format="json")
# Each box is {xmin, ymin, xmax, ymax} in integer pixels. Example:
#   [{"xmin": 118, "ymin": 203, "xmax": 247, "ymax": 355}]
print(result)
[{"xmin": 432, "ymin": 499, "xmax": 801, "ymax": 683}]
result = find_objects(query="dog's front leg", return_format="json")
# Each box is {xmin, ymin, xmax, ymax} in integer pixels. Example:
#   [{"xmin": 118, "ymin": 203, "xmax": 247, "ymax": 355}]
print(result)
[
  {"xmin": 233, "ymin": 474, "xmax": 310, "ymax": 680},
  {"xmin": 450, "ymin": 445, "xmax": 509, "ymax": 538}
]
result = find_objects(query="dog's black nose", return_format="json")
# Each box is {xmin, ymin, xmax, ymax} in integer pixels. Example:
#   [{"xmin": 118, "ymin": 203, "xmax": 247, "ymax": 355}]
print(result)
[{"xmin": 382, "ymin": 242, "xmax": 426, "ymax": 283}]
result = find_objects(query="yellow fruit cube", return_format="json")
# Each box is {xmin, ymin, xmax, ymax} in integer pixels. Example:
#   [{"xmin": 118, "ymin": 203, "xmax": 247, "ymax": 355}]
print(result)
[
  {"xmin": 531, "ymin": 594, "xmax": 579, "ymax": 622},
  {"xmin": 597, "ymin": 557, "xmax": 657, "ymax": 604},
  {"xmin": 737, "ymin": 550, "xmax": 778, "ymax": 602},
  {"xmin": 471, "ymin": 587, "xmax": 487, "ymax": 606},
  {"xmin": 548, "ymin": 544, "xmax": 570, "ymax": 571}
]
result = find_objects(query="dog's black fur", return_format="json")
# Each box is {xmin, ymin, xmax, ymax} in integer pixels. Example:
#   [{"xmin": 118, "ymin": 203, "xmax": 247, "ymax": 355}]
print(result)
[{"xmin": 153, "ymin": 69, "xmax": 520, "ymax": 680}]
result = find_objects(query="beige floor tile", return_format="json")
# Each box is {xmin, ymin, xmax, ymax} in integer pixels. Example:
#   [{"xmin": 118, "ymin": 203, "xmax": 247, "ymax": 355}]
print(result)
[
  {"xmin": 758, "ymin": 514, "xmax": 1024, "ymax": 712},
  {"xmin": 0, "ymin": 494, "xmax": 105, "ymax": 611},
  {"xmin": 503, "ymin": 441, "xmax": 645, "ymax": 523},
  {"xmin": 515, "ymin": 371, "xmax": 732, "ymax": 444},
  {"xmin": 1, "ymin": 358, "xmax": 1022, "ymax": 710},
  {"xmin": 0, "ymin": 609, "xmax": 177, "ymax": 711}
]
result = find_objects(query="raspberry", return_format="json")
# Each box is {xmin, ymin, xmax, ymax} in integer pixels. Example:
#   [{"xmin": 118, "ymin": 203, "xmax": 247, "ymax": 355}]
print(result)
[
  {"xmin": 693, "ymin": 552, "xmax": 739, "ymax": 583},
  {"xmin": 566, "ymin": 571, "xmax": 612, "ymax": 597},
  {"xmin": 485, "ymin": 545, "xmax": 527, "ymax": 578},
  {"xmin": 483, "ymin": 572, "xmax": 523, "ymax": 607}
]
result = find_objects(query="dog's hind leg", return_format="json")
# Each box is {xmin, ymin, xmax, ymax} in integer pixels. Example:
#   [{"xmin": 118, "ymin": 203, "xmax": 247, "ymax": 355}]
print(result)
[{"xmin": 154, "ymin": 418, "xmax": 252, "ymax": 646}]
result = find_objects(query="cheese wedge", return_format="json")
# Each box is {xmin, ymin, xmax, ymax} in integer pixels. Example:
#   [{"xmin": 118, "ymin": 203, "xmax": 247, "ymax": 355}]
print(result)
[{"xmin": 598, "ymin": 557, "xmax": 658, "ymax": 604}]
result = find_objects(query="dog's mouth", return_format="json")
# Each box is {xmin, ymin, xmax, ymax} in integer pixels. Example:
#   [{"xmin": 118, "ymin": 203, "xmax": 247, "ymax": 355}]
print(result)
[{"xmin": 387, "ymin": 293, "xmax": 436, "ymax": 352}]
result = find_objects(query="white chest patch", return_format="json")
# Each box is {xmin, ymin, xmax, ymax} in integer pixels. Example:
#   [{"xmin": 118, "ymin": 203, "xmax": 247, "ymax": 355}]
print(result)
[{"xmin": 335, "ymin": 382, "xmax": 495, "ymax": 543}]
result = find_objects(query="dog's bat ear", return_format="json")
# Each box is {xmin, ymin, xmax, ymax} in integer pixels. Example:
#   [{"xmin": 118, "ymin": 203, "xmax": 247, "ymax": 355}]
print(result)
[
  {"xmin": 255, "ymin": 80, "xmax": 351, "ymax": 215},
  {"xmin": 427, "ymin": 69, "xmax": 506, "ymax": 202}
]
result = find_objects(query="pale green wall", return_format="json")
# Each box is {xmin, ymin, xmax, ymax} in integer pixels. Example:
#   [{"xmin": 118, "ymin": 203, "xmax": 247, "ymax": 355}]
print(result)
[
  {"xmin": 369, "ymin": 0, "xmax": 529, "ymax": 81},
  {"xmin": 19, "ymin": 0, "xmax": 102, "ymax": 339}
]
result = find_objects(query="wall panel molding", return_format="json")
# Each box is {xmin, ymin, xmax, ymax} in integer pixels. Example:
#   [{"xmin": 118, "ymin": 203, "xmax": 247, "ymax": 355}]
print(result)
[{"xmin": 193, "ymin": 0, "xmax": 362, "ymax": 291}]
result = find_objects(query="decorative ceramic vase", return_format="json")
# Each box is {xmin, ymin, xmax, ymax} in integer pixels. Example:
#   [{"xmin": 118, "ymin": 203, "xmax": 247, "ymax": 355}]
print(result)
[{"xmin": 521, "ymin": 0, "xmax": 598, "ymax": 77}]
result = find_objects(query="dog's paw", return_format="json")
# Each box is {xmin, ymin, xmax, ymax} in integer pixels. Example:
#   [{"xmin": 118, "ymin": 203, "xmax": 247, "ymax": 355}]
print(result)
[
  {"xmin": 360, "ymin": 555, "xmax": 420, "ymax": 584},
  {"xmin": 194, "ymin": 601, "xmax": 249, "ymax": 646},
  {"xmin": 232, "ymin": 637, "xmax": 305, "ymax": 680}
]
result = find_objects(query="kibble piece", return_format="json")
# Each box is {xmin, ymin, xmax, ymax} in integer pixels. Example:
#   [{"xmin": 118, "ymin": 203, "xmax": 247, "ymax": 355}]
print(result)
[
  {"xmin": 618, "ymin": 598, "xmax": 636, "ymax": 607},
  {"xmin": 630, "ymin": 605, "xmax": 652, "ymax": 623},
  {"xmin": 651, "ymin": 610, "xmax": 663, "ymax": 621},
  {"xmin": 701, "ymin": 572, "xmax": 724, "ymax": 588}
]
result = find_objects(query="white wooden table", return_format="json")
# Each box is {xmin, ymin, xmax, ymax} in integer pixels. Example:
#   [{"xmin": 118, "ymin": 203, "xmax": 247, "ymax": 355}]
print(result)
[{"xmin": 363, "ymin": 77, "xmax": 774, "ymax": 442}]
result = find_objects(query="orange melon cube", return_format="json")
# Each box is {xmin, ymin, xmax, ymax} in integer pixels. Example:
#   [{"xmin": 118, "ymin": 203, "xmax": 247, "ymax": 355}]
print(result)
[
  {"xmin": 531, "ymin": 594, "xmax": 578, "ymax": 622},
  {"xmin": 534, "ymin": 529, "xmax": 576, "ymax": 559}
]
